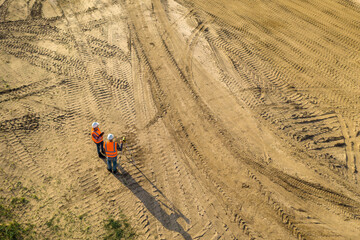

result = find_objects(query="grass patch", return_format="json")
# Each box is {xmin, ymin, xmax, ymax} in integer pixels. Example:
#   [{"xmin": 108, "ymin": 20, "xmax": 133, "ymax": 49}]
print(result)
[
  {"xmin": 103, "ymin": 214, "xmax": 137, "ymax": 240},
  {"xmin": 45, "ymin": 216, "xmax": 59, "ymax": 232},
  {"xmin": 0, "ymin": 221, "xmax": 34, "ymax": 240},
  {"xmin": 45, "ymin": 218, "xmax": 54, "ymax": 228},
  {"xmin": 31, "ymin": 195, "xmax": 39, "ymax": 201},
  {"xmin": 10, "ymin": 198, "xmax": 29, "ymax": 206},
  {"xmin": 85, "ymin": 225, "xmax": 91, "ymax": 234},
  {"xmin": 0, "ymin": 205, "xmax": 12, "ymax": 222},
  {"xmin": 0, "ymin": 200, "xmax": 34, "ymax": 239}
]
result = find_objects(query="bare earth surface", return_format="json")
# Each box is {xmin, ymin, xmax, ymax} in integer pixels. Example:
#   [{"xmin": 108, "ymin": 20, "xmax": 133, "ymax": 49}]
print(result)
[{"xmin": 1, "ymin": 0, "xmax": 360, "ymax": 239}]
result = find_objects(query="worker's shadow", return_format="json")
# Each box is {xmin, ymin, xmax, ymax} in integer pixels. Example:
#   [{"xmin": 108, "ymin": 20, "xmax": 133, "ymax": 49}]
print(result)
[{"xmin": 101, "ymin": 158, "xmax": 192, "ymax": 240}]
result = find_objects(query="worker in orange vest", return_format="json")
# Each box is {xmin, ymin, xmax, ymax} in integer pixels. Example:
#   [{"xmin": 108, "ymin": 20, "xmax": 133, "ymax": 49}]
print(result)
[
  {"xmin": 104, "ymin": 133, "xmax": 123, "ymax": 174},
  {"xmin": 91, "ymin": 122, "xmax": 105, "ymax": 158}
]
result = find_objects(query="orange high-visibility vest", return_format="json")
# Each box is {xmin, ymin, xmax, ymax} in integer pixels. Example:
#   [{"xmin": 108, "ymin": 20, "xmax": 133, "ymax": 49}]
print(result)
[
  {"xmin": 104, "ymin": 141, "xmax": 118, "ymax": 157},
  {"xmin": 91, "ymin": 128, "xmax": 103, "ymax": 143}
]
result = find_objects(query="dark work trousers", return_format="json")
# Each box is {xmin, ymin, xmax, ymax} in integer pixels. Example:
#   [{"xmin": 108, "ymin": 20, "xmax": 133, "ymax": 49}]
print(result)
[
  {"xmin": 107, "ymin": 156, "xmax": 117, "ymax": 172},
  {"xmin": 96, "ymin": 141, "xmax": 105, "ymax": 157}
]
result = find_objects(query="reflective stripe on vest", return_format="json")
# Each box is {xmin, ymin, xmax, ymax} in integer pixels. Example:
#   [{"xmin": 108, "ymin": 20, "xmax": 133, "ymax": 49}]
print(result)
[
  {"xmin": 105, "ymin": 142, "xmax": 117, "ymax": 157},
  {"xmin": 91, "ymin": 128, "xmax": 103, "ymax": 143}
]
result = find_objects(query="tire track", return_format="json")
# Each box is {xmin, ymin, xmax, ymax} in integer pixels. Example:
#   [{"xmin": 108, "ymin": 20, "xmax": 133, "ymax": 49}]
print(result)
[
  {"xmin": 2, "ymin": 0, "xmax": 359, "ymax": 238},
  {"xmin": 250, "ymin": 161, "xmax": 360, "ymax": 220},
  {"xmin": 194, "ymin": 0, "xmax": 360, "ymax": 112},
  {"xmin": 181, "ymin": 16, "xmax": 209, "ymax": 82},
  {"xmin": 198, "ymin": 0, "xmax": 360, "ymax": 198},
  {"xmin": 0, "ymin": 77, "xmax": 67, "ymax": 103},
  {"xmin": 0, "ymin": 20, "xmax": 75, "ymax": 45},
  {"xmin": 146, "ymin": 121, "xmax": 200, "ymax": 238},
  {"xmin": 58, "ymin": 3, "xmax": 163, "ymax": 238},
  {"xmin": 129, "ymin": 29, "xmax": 172, "ymax": 238},
  {"xmin": 20, "ymin": 4, "xmax": 137, "ymax": 236},
  {"xmin": 134, "ymin": 1, "xmax": 360, "ymax": 238},
  {"xmin": 120, "ymin": 142, "xmax": 163, "ymax": 239},
  {"xmin": 337, "ymin": 115, "xmax": 359, "ymax": 178},
  {"xmin": 128, "ymin": 2, "xmax": 268, "ymax": 238},
  {"xmin": 247, "ymin": 170, "xmax": 331, "ymax": 240},
  {"xmin": 192, "ymin": 1, "xmax": 359, "ymax": 185}
]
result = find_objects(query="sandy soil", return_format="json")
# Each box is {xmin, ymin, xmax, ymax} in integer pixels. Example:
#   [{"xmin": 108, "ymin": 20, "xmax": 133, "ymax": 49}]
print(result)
[{"xmin": 1, "ymin": 0, "xmax": 360, "ymax": 239}]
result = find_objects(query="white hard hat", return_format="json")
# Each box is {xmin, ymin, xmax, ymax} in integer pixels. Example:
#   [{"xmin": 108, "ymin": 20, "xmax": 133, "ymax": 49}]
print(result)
[
  {"xmin": 92, "ymin": 122, "xmax": 99, "ymax": 128},
  {"xmin": 107, "ymin": 134, "xmax": 114, "ymax": 140}
]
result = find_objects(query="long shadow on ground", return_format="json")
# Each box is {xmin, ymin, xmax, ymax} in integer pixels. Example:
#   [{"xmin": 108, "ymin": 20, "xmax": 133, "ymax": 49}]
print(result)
[{"xmin": 101, "ymin": 157, "xmax": 192, "ymax": 240}]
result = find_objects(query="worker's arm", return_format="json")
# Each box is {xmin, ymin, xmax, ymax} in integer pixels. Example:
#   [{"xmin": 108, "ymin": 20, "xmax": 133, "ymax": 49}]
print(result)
[
  {"xmin": 92, "ymin": 132, "xmax": 100, "ymax": 140},
  {"xmin": 92, "ymin": 132, "xmax": 103, "ymax": 141},
  {"xmin": 117, "ymin": 141, "xmax": 123, "ymax": 151}
]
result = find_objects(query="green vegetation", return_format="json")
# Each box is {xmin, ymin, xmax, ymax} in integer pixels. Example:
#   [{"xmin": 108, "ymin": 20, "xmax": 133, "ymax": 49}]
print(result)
[
  {"xmin": 45, "ymin": 217, "xmax": 54, "ymax": 228},
  {"xmin": 0, "ymin": 205, "xmax": 12, "ymax": 220},
  {"xmin": 103, "ymin": 214, "xmax": 137, "ymax": 240},
  {"xmin": 0, "ymin": 202, "xmax": 34, "ymax": 239},
  {"xmin": 10, "ymin": 198, "xmax": 29, "ymax": 206},
  {"xmin": 0, "ymin": 221, "xmax": 33, "ymax": 240},
  {"xmin": 0, "ymin": 176, "xmax": 135, "ymax": 239},
  {"xmin": 31, "ymin": 195, "xmax": 39, "ymax": 201},
  {"xmin": 0, "ymin": 180, "xmax": 36, "ymax": 239},
  {"xmin": 45, "ymin": 216, "xmax": 59, "ymax": 232}
]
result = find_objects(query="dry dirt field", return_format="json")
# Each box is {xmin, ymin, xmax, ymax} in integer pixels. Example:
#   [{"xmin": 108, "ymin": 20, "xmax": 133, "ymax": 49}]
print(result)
[{"xmin": 1, "ymin": 0, "xmax": 360, "ymax": 239}]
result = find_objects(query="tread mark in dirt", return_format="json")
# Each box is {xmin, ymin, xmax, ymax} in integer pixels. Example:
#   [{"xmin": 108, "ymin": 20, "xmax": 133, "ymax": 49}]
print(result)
[
  {"xmin": 100, "ymin": 70, "xmax": 129, "ymax": 89},
  {"xmin": 251, "ymin": 161, "xmax": 360, "ymax": 219},
  {"xmin": 147, "ymin": 1, "xmax": 360, "ymax": 237},
  {"xmin": 0, "ymin": 80, "xmax": 67, "ymax": 103},
  {"xmin": 114, "ymin": 162, "xmax": 193, "ymax": 240},
  {"xmin": 199, "ymin": 8, "xmax": 358, "ymax": 183},
  {"xmin": 129, "ymin": 16, "xmax": 259, "ymax": 238},
  {"xmin": 0, "ymin": 114, "xmax": 40, "ymax": 132}
]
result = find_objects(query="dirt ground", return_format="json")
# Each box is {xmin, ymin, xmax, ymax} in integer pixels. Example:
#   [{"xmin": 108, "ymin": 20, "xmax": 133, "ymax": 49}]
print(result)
[{"xmin": 0, "ymin": 0, "xmax": 360, "ymax": 239}]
